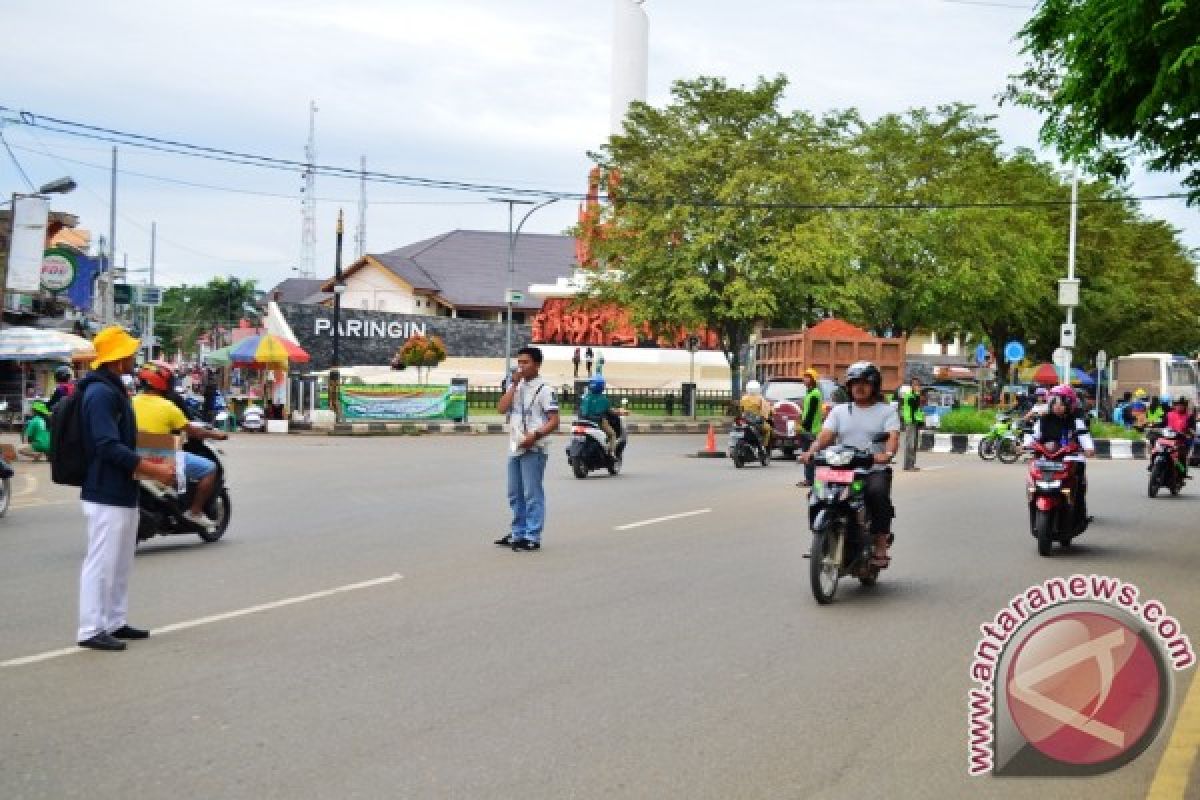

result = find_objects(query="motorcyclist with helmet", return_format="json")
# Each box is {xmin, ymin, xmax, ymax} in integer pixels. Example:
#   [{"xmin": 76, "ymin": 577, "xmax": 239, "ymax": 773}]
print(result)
[
  {"xmin": 131, "ymin": 361, "xmax": 228, "ymax": 530},
  {"xmin": 1165, "ymin": 396, "xmax": 1197, "ymax": 476},
  {"xmin": 1024, "ymin": 384, "xmax": 1095, "ymax": 525},
  {"xmin": 48, "ymin": 365, "xmax": 75, "ymax": 410},
  {"xmin": 739, "ymin": 380, "xmax": 773, "ymax": 452},
  {"xmin": 579, "ymin": 376, "xmax": 616, "ymax": 455},
  {"xmin": 800, "ymin": 362, "xmax": 901, "ymax": 568}
]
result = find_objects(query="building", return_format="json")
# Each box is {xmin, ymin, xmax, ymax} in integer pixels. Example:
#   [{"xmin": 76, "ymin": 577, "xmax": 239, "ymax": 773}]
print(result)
[{"xmin": 298, "ymin": 230, "xmax": 577, "ymax": 322}]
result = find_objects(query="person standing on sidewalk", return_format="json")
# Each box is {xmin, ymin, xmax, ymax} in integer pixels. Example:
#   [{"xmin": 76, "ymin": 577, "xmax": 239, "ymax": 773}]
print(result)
[
  {"xmin": 495, "ymin": 346, "xmax": 559, "ymax": 552},
  {"xmin": 900, "ymin": 377, "xmax": 926, "ymax": 471},
  {"xmin": 797, "ymin": 369, "xmax": 824, "ymax": 487},
  {"xmin": 572, "ymin": 347, "xmax": 581, "ymax": 378},
  {"xmin": 76, "ymin": 327, "xmax": 176, "ymax": 651},
  {"xmin": 585, "ymin": 346, "xmax": 594, "ymax": 377}
]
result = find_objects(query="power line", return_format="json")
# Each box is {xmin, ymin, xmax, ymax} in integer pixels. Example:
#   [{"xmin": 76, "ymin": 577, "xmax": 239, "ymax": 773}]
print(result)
[{"xmin": 0, "ymin": 128, "xmax": 35, "ymax": 191}]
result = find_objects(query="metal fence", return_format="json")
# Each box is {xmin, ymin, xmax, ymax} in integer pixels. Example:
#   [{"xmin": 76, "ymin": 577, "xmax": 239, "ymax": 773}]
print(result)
[{"xmin": 467, "ymin": 385, "xmax": 732, "ymax": 416}]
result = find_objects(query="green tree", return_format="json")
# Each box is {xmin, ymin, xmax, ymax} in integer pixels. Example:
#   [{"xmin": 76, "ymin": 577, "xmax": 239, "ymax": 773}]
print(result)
[
  {"xmin": 156, "ymin": 276, "xmax": 259, "ymax": 357},
  {"xmin": 1006, "ymin": 0, "xmax": 1200, "ymax": 203},
  {"xmin": 583, "ymin": 75, "xmax": 857, "ymax": 395}
]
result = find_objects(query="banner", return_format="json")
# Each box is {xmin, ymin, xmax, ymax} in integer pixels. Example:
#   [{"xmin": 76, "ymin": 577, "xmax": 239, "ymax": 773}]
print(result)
[
  {"xmin": 340, "ymin": 384, "xmax": 466, "ymax": 420},
  {"xmin": 6, "ymin": 196, "xmax": 50, "ymax": 292}
]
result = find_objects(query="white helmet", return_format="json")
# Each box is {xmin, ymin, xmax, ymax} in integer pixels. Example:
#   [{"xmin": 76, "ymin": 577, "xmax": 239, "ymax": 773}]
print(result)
[{"xmin": 745, "ymin": 380, "xmax": 762, "ymax": 395}]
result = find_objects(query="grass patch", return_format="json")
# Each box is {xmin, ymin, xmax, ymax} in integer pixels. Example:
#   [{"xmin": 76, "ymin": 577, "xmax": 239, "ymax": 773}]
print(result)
[
  {"xmin": 934, "ymin": 408, "xmax": 1001, "ymax": 434},
  {"xmin": 1089, "ymin": 421, "xmax": 1143, "ymax": 441}
]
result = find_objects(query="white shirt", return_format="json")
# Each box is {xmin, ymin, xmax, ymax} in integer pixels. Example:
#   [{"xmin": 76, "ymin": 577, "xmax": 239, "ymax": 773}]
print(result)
[{"xmin": 508, "ymin": 376, "xmax": 558, "ymax": 454}]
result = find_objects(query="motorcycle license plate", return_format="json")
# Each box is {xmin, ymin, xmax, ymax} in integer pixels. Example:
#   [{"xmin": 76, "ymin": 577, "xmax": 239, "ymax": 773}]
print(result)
[
  {"xmin": 816, "ymin": 467, "xmax": 855, "ymax": 483},
  {"xmin": 1035, "ymin": 459, "xmax": 1065, "ymax": 472},
  {"xmin": 730, "ymin": 431, "xmax": 744, "ymax": 439},
  {"xmin": 573, "ymin": 435, "xmax": 585, "ymax": 442}
]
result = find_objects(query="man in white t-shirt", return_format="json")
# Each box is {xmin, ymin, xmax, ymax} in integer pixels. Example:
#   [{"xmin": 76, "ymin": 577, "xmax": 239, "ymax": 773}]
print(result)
[
  {"xmin": 801, "ymin": 362, "xmax": 901, "ymax": 568},
  {"xmin": 494, "ymin": 346, "xmax": 560, "ymax": 552}
]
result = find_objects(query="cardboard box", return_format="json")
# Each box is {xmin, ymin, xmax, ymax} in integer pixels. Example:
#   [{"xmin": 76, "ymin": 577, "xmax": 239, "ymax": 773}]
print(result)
[{"xmin": 136, "ymin": 432, "xmax": 181, "ymax": 461}]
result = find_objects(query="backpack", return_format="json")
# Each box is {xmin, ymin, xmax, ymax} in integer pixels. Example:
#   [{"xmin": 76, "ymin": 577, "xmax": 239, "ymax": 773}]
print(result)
[{"xmin": 49, "ymin": 374, "xmax": 100, "ymax": 486}]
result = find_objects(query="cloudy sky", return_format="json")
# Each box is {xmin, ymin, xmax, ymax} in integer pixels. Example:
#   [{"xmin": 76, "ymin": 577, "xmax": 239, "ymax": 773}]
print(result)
[{"xmin": 2, "ymin": 0, "xmax": 1195, "ymax": 291}]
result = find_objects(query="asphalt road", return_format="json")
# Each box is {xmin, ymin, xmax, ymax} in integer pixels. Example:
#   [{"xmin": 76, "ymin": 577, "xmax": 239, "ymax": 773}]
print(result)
[{"xmin": 1, "ymin": 434, "xmax": 1197, "ymax": 799}]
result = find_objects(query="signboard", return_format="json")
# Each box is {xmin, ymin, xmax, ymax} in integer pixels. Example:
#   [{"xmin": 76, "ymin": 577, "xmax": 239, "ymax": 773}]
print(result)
[
  {"xmin": 137, "ymin": 286, "xmax": 163, "ymax": 306},
  {"xmin": 114, "ymin": 283, "xmax": 133, "ymax": 305},
  {"xmin": 506, "ymin": 289, "xmax": 524, "ymax": 304},
  {"xmin": 1060, "ymin": 323, "xmax": 1076, "ymax": 348},
  {"xmin": 1058, "ymin": 278, "xmax": 1080, "ymax": 307},
  {"xmin": 339, "ymin": 384, "xmax": 466, "ymax": 421},
  {"xmin": 1095, "ymin": 350, "xmax": 1107, "ymax": 371},
  {"xmin": 1052, "ymin": 347, "xmax": 1071, "ymax": 369},
  {"xmin": 975, "ymin": 344, "xmax": 989, "ymax": 366},
  {"xmin": 1003, "ymin": 341, "xmax": 1025, "ymax": 363},
  {"xmin": 40, "ymin": 246, "xmax": 77, "ymax": 292},
  {"xmin": 6, "ymin": 196, "xmax": 50, "ymax": 292}
]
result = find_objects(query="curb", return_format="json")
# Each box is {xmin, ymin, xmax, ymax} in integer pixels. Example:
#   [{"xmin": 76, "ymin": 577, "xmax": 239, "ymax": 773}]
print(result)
[
  {"xmin": 327, "ymin": 421, "xmax": 732, "ymax": 436},
  {"xmin": 918, "ymin": 432, "xmax": 1147, "ymax": 459}
]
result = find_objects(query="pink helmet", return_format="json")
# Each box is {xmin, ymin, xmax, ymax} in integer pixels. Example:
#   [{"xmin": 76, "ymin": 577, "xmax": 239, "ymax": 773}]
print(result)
[{"xmin": 1048, "ymin": 384, "xmax": 1077, "ymax": 409}]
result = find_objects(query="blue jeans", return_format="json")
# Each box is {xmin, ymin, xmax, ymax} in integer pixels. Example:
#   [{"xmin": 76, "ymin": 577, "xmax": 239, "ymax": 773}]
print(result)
[{"xmin": 507, "ymin": 450, "xmax": 548, "ymax": 543}]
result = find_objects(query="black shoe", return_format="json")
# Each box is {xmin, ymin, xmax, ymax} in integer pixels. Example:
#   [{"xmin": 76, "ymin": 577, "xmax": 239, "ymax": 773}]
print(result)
[
  {"xmin": 111, "ymin": 625, "xmax": 150, "ymax": 640},
  {"xmin": 77, "ymin": 633, "xmax": 127, "ymax": 651},
  {"xmin": 494, "ymin": 534, "xmax": 514, "ymax": 547},
  {"xmin": 512, "ymin": 539, "xmax": 541, "ymax": 552}
]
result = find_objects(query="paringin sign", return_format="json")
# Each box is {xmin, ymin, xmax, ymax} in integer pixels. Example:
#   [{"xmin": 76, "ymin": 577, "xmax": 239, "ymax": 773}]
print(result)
[{"xmin": 314, "ymin": 318, "xmax": 427, "ymax": 339}]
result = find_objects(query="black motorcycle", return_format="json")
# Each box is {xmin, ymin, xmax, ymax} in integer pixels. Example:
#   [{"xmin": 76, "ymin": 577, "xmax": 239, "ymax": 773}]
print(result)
[
  {"xmin": 730, "ymin": 413, "xmax": 770, "ymax": 468},
  {"xmin": 566, "ymin": 415, "xmax": 628, "ymax": 479},
  {"xmin": 0, "ymin": 455, "xmax": 13, "ymax": 518},
  {"xmin": 137, "ymin": 436, "xmax": 231, "ymax": 544},
  {"xmin": 806, "ymin": 440, "xmax": 889, "ymax": 604}
]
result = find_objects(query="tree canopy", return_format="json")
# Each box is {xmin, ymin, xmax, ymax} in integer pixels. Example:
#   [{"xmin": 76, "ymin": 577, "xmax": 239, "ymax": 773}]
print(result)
[
  {"xmin": 1006, "ymin": 0, "xmax": 1200, "ymax": 203},
  {"xmin": 155, "ymin": 276, "xmax": 260, "ymax": 357}
]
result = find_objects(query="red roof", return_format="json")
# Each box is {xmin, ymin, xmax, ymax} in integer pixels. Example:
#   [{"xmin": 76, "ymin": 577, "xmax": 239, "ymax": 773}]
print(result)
[{"xmin": 805, "ymin": 318, "xmax": 872, "ymax": 339}]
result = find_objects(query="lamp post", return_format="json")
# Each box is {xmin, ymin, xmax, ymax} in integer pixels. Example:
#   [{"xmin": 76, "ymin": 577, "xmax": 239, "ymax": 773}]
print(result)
[
  {"xmin": 2, "ymin": 176, "xmax": 76, "ymax": 325},
  {"xmin": 332, "ymin": 210, "xmax": 346, "ymax": 422},
  {"xmin": 489, "ymin": 196, "xmax": 559, "ymax": 377}
]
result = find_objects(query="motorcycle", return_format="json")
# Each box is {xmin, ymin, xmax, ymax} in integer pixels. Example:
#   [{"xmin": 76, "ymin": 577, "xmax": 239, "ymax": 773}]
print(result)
[
  {"xmin": 137, "ymin": 436, "xmax": 232, "ymax": 544},
  {"xmin": 566, "ymin": 415, "xmax": 627, "ymax": 478},
  {"xmin": 1025, "ymin": 440, "xmax": 1087, "ymax": 556},
  {"xmin": 241, "ymin": 404, "xmax": 266, "ymax": 433},
  {"xmin": 805, "ymin": 438, "xmax": 890, "ymax": 604},
  {"xmin": 0, "ymin": 454, "xmax": 13, "ymax": 518},
  {"xmin": 978, "ymin": 413, "xmax": 1021, "ymax": 463},
  {"xmin": 729, "ymin": 413, "xmax": 770, "ymax": 468},
  {"xmin": 1147, "ymin": 428, "xmax": 1189, "ymax": 498}
]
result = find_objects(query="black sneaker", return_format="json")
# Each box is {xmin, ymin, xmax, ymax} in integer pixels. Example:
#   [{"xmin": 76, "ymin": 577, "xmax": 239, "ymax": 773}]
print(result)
[
  {"xmin": 512, "ymin": 539, "xmax": 541, "ymax": 552},
  {"xmin": 494, "ymin": 534, "xmax": 514, "ymax": 547}
]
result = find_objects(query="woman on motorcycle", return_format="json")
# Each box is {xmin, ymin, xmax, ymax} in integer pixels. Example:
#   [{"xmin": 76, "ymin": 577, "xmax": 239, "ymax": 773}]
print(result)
[
  {"xmin": 1165, "ymin": 396, "xmax": 1196, "ymax": 475},
  {"xmin": 1024, "ymin": 384, "xmax": 1095, "ymax": 524},
  {"xmin": 739, "ymin": 380, "xmax": 773, "ymax": 450},
  {"xmin": 579, "ymin": 376, "xmax": 616, "ymax": 455}
]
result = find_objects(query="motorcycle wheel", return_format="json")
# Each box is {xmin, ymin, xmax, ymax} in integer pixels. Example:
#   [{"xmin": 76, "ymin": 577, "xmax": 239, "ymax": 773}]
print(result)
[
  {"xmin": 759, "ymin": 446, "xmax": 769, "ymax": 467},
  {"xmin": 1034, "ymin": 509, "xmax": 1054, "ymax": 557},
  {"xmin": 607, "ymin": 455, "xmax": 622, "ymax": 476},
  {"xmin": 997, "ymin": 438, "xmax": 1019, "ymax": 464},
  {"xmin": 1169, "ymin": 467, "xmax": 1181, "ymax": 496},
  {"xmin": 732, "ymin": 450, "xmax": 745, "ymax": 469},
  {"xmin": 809, "ymin": 525, "xmax": 840, "ymax": 605},
  {"xmin": 782, "ymin": 447, "xmax": 796, "ymax": 460},
  {"xmin": 978, "ymin": 438, "xmax": 997, "ymax": 461},
  {"xmin": 0, "ymin": 476, "xmax": 10, "ymax": 518},
  {"xmin": 199, "ymin": 489, "xmax": 231, "ymax": 543},
  {"xmin": 571, "ymin": 458, "xmax": 588, "ymax": 480},
  {"xmin": 1148, "ymin": 460, "xmax": 1164, "ymax": 498},
  {"xmin": 858, "ymin": 566, "xmax": 880, "ymax": 587}
]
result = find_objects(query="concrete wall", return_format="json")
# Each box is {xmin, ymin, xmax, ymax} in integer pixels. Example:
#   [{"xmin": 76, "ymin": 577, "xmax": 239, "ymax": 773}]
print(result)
[{"xmin": 280, "ymin": 303, "xmax": 531, "ymax": 370}]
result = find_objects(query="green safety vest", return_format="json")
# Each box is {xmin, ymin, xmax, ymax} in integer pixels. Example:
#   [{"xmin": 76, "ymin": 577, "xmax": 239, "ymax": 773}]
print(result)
[
  {"xmin": 901, "ymin": 393, "xmax": 925, "ymax": 425},
  {"xmin": 804, "ymin": 386, "xmax": 824, "ymax": 433},
  {"xmin": 1147, "ymin": 407, "xmax": 1164, "ymax": 425}
]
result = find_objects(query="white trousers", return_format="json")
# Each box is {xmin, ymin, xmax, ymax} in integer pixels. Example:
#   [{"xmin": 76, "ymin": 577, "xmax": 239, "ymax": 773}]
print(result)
[{"xmin": 78, "ymin": 501, "xmax": 139, "ymax": 641}]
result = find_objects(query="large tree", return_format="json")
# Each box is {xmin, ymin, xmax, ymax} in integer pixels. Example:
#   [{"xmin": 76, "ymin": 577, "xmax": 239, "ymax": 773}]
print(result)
[
  {"xmin": 583, "ymin": 75, "xmax": 857, "ymax": 394},
  {"xmin": 155, "ymin": 276, "xmax": 259, "ymax": 357},
  {"xmin": 1006, "ymin": 0, "xmax": 1200, "ymax": 202}
]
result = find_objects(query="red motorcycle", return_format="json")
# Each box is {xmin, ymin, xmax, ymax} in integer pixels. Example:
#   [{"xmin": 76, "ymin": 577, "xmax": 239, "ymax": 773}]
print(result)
[
  {"xmin": 1025, "ymin": 441, "xmax": 1088, "ymax": 556},
  {"xmin": 1147, "ymin": 429, "xmax": 1189, "ymax": 497}
]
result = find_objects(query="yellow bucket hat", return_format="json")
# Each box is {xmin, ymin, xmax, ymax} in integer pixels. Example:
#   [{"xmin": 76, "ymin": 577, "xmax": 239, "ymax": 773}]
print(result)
[{"xmin": 90, "ymin": 326, "xmax": 141, "ymax": 369}]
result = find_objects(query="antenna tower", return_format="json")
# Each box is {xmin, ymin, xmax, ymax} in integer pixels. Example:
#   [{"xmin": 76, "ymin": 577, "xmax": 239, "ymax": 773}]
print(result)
[
  {"xmin": 299, "ymin": 100, "xmax": 318, "ymax": 278},
  {"xmin": 355, "ymin": 155, "xmax": 367, "ymax": 259}
]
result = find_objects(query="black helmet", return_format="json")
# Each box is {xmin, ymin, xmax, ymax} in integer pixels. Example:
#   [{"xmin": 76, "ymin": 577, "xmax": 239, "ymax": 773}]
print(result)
[
  {"xmin": 845, "ymin": 361, "xmax": 882, "ymax": 392},
  {"xmin": 55, "ymin": 365, "xmax": 73, "ymax": 382}
]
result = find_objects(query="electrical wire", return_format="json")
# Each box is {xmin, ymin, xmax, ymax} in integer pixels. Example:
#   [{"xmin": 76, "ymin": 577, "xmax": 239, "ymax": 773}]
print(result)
[{"xmin": 0, "ymin": 129, "xmax": 35, "ymax": 191}]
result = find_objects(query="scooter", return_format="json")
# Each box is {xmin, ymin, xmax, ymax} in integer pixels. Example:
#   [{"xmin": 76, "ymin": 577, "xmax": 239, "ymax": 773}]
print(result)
[
  {"xmin": 566, "ymin": 415, "xmax": 628, "ymax": 478},
  {"xmin": 1025, "ymin": 440, "xmax": 1088, "ymax": 556},
  {"xmin": 729, "ymin": 413, "xmax": 770, "ymax": 468},
  {"xmin": 241, "ymin": 404, "xmax": 266, "ymax": 433},
  {"xmin": 137, "ymin": 436, "xmax": 232, "ymax": 544},
  {"xmin": 1147, "ymin": 428, "xmax": 1189, "ymax": 497}
]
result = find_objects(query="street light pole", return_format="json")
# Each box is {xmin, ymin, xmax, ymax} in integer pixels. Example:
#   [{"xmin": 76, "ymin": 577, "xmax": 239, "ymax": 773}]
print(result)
[
  {"xmin": 332, "ymin": 210, "xmax": 346, "ymax": 423},
  {"xmin": 490, "ymin": 196, "xmax": 559, "ymax": 377}
]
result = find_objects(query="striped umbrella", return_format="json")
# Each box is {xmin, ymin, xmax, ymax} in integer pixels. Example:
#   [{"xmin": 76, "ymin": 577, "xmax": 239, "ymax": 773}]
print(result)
[
  {"xmin": 229, "ymin": 334, "xmax": 309, "ymax": 367},
  {"xmin": 0, "ymin": 327, "xmax": 73, "ymax": 362}
]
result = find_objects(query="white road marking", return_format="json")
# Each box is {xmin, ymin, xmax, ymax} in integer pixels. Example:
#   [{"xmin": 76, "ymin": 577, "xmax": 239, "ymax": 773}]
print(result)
[
  {"xmin": 0, "ymin": 573, "xmax": 403, "ymax": 669},
  {"xmin": 14, "ymin": 473, "xmax": 38, "ymax": 498},
  {"xmin": 615, "ymin": 508, "xmax": 712, "ymax": 531},
  {"xmin": 920, "ymin": 466, "xmax": 946, "ymax": 471}
]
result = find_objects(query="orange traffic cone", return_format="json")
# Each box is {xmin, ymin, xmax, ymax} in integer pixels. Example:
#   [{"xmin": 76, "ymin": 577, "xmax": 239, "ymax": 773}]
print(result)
[{"xmin": 696, "ymin": 421, "xmax": 725, "ymax": 458}]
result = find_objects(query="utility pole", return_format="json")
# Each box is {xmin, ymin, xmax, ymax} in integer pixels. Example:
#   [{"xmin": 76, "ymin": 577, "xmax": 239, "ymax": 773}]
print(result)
[
  {"xmin": 147, "ymin": 221, "xmax": 156, "ymax": 360},
  {"xmin": 104, "ymin": 146, "xmax": 117, "ymax": 325},
  {"xmin": 333, "ymin": 209, "xmax": 344, "ymax": 369},
  {"xmin": 355, "ymin": 155, "xmax": 367, "ymax": 260},
  {"xmin": 299, "ymin": 101, "xmax": 318, "ymax": 279}
]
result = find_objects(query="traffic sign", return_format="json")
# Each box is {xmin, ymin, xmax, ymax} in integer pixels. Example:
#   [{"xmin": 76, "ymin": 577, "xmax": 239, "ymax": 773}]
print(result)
[
  {"xmin": 505, "ymin": 289, "xmax": 524, "ymax": 304},
  {"xmin": 1004, "ymin": 341, "xmax": 1025, "ymax": 363},
  {"xmin": 114, "ymin": 283, "xmax": 133, "ymax": 305},
  {"xmin": 137, "ymin": 286, "xmax": 163, "ymax": 307},
  {"xmin": 1096, "ymin": 350, "xmax": 1107, "ymax": 371},
  {"xmin": 1052, "ymin": 347, "xmax": 1071, "ymax": 369},
  {"xmin": 975, "ymin": 344, "xmax": 989, "ymax": 366},
  {"xmin": 1060, "ymin": 323, "xmax": 1076, "ymax": 348}
]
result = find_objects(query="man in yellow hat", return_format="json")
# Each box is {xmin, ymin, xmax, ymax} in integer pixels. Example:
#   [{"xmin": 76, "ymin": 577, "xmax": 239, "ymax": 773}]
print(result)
[{"xmin": 75, "ymin": 326, "xmax": 175, "ymax": 652}]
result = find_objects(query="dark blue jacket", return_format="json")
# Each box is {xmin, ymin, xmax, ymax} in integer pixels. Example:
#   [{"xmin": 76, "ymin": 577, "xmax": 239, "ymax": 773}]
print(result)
[{"xmin": 80, "ymin": 369, "xmax": 141, "ymax": 508}]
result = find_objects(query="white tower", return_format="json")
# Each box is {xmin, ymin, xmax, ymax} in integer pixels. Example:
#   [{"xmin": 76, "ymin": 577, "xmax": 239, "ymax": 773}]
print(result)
[
  {"xmin": 299, "ymin": 100, "xmax": 318, "ymax": 279},
  {"xmin": 611, "ymin": 0, "xmax": 649, "ymax": 135},
  {"xmin": 355, "ymin": 155, "xmax": 367, "ymax": 260}
]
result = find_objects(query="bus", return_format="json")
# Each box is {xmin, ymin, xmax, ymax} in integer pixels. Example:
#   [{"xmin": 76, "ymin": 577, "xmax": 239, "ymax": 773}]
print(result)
[{"xmin": 1110, "ymin": 353, "xmax": 1198, "ymax": 405}]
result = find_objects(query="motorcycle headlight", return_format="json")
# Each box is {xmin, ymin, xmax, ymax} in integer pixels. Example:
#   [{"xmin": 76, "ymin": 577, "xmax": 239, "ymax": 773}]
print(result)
[
  {"xmin": 825, "ymin": 451, "xmax": 851, "ymax": 467},
  {"xmin": 1036, "ymin": 480, "xmax": 1061, "ymax": 490}
]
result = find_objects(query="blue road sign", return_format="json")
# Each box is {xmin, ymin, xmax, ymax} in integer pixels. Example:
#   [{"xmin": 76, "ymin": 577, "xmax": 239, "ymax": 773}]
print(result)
[
  {"xmin": 975, "ymin": 344, "xmax": 989, "ymax": 366},
  {"xmin": 1004, "ymin": 341, "xmax": 1025, "ymax": 363}
]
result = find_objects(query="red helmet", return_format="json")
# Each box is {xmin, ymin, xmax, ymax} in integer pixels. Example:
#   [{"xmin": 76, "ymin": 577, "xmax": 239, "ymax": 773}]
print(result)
[{"xmin": 136, "ymin": 361, "xmax": 175, "ymax": 392}]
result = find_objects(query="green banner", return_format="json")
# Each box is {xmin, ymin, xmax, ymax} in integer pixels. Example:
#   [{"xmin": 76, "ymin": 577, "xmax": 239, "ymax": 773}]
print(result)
[{"xmin": 339, "ymin": 384, "xmax": 465, "ymax": 420}]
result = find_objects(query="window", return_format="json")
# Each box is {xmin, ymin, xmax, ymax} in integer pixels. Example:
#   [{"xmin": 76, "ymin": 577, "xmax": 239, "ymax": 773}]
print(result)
[
  {"xmin": 361, "ymin": 299, "xmax": 369, "ymax": 310},
  {"xmin": 377, "ymin": 298, "xmax": 387, "ymax": 311}
]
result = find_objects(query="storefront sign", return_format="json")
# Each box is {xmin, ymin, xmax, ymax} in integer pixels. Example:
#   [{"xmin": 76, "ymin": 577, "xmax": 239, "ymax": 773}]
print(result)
[
  {"xmin": 40, "ymin": 247, "xmax": 77, "ymax": 292},
  {"xmin": 340, "ymin": 384, "xmax": 465, "ymax": 420}
]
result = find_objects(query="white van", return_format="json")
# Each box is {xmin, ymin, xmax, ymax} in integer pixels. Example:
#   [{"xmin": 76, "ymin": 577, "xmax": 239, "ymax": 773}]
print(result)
[{"xmin": 1110, "ymin": 353, "xmax": 1198, "ymax": 404}]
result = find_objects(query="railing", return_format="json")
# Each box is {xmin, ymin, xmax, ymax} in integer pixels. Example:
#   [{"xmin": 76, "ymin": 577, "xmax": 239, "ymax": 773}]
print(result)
[{"xmin": 467, "ymin": 385, "xmax": 733, "ymax": 416}]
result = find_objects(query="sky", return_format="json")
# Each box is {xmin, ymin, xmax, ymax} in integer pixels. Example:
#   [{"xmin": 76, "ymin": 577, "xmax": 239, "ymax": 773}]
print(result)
[{"xmin": 1, "ymin": 0, "xmax": 1196, "ymax": 293}]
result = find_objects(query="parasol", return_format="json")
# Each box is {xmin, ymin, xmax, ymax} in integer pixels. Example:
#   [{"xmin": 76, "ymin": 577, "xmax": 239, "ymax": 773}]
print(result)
[
  {"xmin": 229, "ymin": 334, "xmax": 309, "ymax": 367},
  {"xmin": 1031, "ymin": 363, "xmax": 1061, "ymax": 386},
  {"xmin": 205, "ymin": 344, "xmax": 234, "ymax": 367},
  {"xmin": 1070, "ymin": 367, "xmax": 1095, "ymax": 387}
]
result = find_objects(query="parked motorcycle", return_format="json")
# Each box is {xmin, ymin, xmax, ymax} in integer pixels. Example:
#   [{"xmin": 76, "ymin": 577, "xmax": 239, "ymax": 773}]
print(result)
[
  {"xmin": 137, "ymin": 436, "xmax": 231, "ymax": 544},
  {"xmin": 1147, "ymin": 429, "xmax": 1189, "ymax": 497},
  {"xmin": 1025, "ymin": 441, "xmax": 1087, "ymax": 556},
  {"xmin": 730, "ymin": 413, "xmax": 770, "ymax": 468},
  {"xmin": 978, "ymin": 413, "xmax": 1021, "ymax": 463},
  {"xmin": 805, "ymin": 438, "xmax": 889, "ymax": 604},
  {"xmin": 566, "ymin": 416, "xmax": 627, "ymax": 478}
]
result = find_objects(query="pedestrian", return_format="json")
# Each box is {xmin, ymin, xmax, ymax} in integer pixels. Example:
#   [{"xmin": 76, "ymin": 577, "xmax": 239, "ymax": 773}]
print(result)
[
  {"xmin": 585, "ymin": 346, "xmax": 594, "ymax": 377},
  {"xmin": 900, "ymin": 376, "xmax": 925, "ymax": 471},
  {"xmin": 76, "ymin": 326, "xmax": 176, "ymax": 651},
  {"xmin": 203, "ymin": 372, "xmax": 218, "ymax": 423},
  {"xmin": 19, "ymin": 399, "xmax": 52, "ymax": 461},
  {"xmin": 595, "ymin": 350, "xmax": 605, "ymax": 376},
  {"xmin": 494, "ymin": 346, "xmax": 560, "ymax": 552},
  {"xmin": 572, "ymin": 347, "xmax": 581, "ymax": 379},
  {"xmin": 798, "ymin": 368, "xmax": 824, "ymax": 486}
]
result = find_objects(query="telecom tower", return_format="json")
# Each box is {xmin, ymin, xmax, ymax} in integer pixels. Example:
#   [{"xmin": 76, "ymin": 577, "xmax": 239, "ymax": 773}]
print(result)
[
  {"xmin": 298, "ymin": 100, "xmax": 318, "ymax": 278},
  {"xmin": 354, "ymin": 155, "xmax": 367, "ymax": 259}
]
